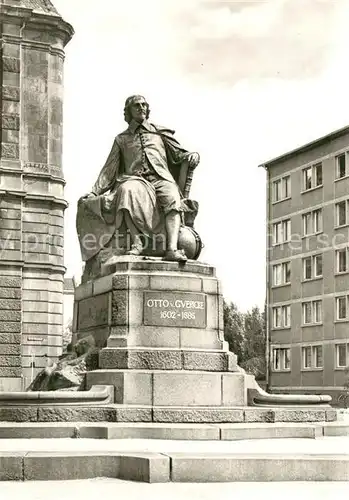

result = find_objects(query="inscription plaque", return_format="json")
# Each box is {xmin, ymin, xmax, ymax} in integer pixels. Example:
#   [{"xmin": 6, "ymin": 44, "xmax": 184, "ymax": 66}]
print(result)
[{"xmin": 143, "ymin": 291, "xmax": 206, "ymax": 328}]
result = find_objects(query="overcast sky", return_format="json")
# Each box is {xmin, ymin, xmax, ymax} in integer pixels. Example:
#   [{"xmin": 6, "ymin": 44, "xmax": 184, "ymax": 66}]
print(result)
[{"xmin": 54, "ymin": 0, "xmax": 349, "ymax": 311}]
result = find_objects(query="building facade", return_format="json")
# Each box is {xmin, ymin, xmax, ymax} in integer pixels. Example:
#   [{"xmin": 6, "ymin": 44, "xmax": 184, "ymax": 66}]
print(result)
[
  {"xmin": 63, "ymin": 277, "xmax": 74, "ymax": 329},
  {"xmin": 0, "ymin": 0, "xmax": 73, "ymax": 391},
  {"xmin": 262, "ymin": 125, "xmax": 349, "ymax": 402}
]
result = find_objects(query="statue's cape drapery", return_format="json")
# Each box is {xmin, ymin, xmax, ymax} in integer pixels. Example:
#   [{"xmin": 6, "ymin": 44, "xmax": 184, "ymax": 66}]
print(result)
[
  {"xmin": 76, "ymin": 125, "xmax": 197, "ymax": 262},
  {"xmin": 154, "ymin": 126, "xmax": 188, "ymax": 191},
  {"xmin": 76, "ymin": 195, "xmax": 115, "ymax": 262}
]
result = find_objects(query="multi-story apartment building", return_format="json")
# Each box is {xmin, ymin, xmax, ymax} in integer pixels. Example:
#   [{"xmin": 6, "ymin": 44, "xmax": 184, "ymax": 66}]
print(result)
[{"xmin": 261, "ymin": 125, "xmax": 349, "ymax": 402}]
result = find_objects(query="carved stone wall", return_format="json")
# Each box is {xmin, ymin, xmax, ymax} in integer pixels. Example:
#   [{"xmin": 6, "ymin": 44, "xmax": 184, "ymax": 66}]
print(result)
[{"xmin": 0, "ymin": 0, "xmax": 73, "ymax": 390}]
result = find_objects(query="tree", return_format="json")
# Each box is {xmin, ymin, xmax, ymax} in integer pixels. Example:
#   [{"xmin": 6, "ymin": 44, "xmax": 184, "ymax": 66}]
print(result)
[
  {"xmin": 244, "ymin": 306, "xmax": 265, "ymax": 360},
  {"xmin": 63, "ymin": 319, "xmax": 73, "ymax": 349},
  {"xmin": 241, "ymin": 306, "xmax": 266, "ymax": 380},
  {"xmin": 223, "ymin": 301, "xmax": 245, "ymax": 363},
  {"xmin": 223, "ymin": 301, "xmax": 267, "ymax": 380}
]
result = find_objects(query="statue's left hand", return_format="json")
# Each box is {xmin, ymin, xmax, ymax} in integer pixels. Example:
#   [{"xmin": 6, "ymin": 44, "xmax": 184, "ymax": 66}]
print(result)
[
  {"xmin": 187, "ymin": 152, "xmax": 200, "ymax": 169},
  {"xmin": 80, "ymin": 192, "xmax": 97, "ymax": 201}
]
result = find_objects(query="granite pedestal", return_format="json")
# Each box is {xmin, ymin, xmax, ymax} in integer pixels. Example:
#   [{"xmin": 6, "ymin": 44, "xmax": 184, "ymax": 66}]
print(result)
[
  {"xmin": 69, "ymin": 258, "xmax": 334, "ymax": 423},
  {"xmin": 75, "ymin": 259, "xmax": 246, "ymax": 408}
]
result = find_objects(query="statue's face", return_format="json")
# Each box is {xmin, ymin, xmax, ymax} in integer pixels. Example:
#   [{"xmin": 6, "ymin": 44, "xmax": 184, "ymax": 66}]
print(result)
[{"xmin": 129, "ymin": 96, "xmax": 148, "ymax": 123}]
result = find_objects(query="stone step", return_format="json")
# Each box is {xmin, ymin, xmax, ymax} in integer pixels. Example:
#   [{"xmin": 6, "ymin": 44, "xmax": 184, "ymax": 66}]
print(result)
[
  {"xmin": 168, "ymin": 453, "xmax": 349, "ymax": 482},
  {"xmin": 1, "ymin": 421, "xmax": 347, "ymax": 440},
  {"xmin": 1, "ymin": 448, "xmax": 348, "ymax": 482},
  {"xmin": 0, "ymin": 450, "xmax": 168, "ymax": 482},
  {"xmin": 85, "ymin": 370, "xmax": 248, "ymax": 406},
  {"xmin": 99, "ymin": 347, "xmax": 238, "ymax": 371},
  {"xmin": 0, "ymin": 404, "xmax": 337, "ymax": 423}
]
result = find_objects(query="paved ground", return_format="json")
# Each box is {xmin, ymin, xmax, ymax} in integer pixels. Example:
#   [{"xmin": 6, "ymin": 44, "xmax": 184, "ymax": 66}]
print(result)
[
  {"xmin": 1, "ymin": 435, "xmax": 349, "ymax": 498},
  {"xmin": 1, "ymin": 478, "xmax": 348, "ymax": 500},
  {"xmin": 1, "ymin": 435, "xmax": 349, "ymax": 454},
  {"xmin": 1, "ymin": 411, "xmax": 348, "ymax": 497}
]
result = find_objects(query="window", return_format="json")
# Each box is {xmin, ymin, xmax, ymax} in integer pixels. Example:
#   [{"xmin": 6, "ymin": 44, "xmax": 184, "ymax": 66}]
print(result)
[
  {"xmin": 314, "ymin": 254, "xmax": 323, "ymax": 277},
  {"xmin": 303, "ymin": 167, "xmax": 312, "ymax": 191},
  {"xmin": 314, "ymin": 346, "xmax": 323, "ymax": 368},
  {"xmin": 284, "ymin": 348, "xmax": 291, "ymax": 369},
  {"xmin": 273, "ymin": 219, "xmax": 291, "ymax": 245},
  {"xmin": 303, "ymin": 213, "xmax": 311, "ymax": 236},
  {"xmin": 283, "ymin": 304, "xmax": 291, "ymax": 327},
  {"xmin": 273, "ymin": 264, "xmax": 281, "ymax": 286},
  {"xmin": 302, "ymin": 345, "xmax": 323, "ymax": 369},
  {"xmin": 303, "ymin": 302, "xmax": 312, "ymax": 324},
  {"xmin": 336, "ymin": 153, "xmax": 347, "ymax": 179},
  {"xmin": 303, "ymin": 163, "xmax": 322, "ymax": 191},
  {"xmin": 273, "ymin": 179, "xmax": 281, "ymax": 202},
  {"xmin": 302, "ymin": 346, "xmax": 312, "ymax": 368},
  {"xmin": 272, "ymin": 176, "xmax": 291, "ymax": 202},
  {"xmin": 284, "ymin": 261, "xmax": 291, "ymax": 283},
  {"xmin": 302, "ymin": 300, "xmax": 322, "ymax": 324},
  {"xmin": 303, "ymin": 254, "xmax": 323, "ymax": 280},
  {"xmin": 313, "ymin": 300, "xmax": 322, "ymax": 323},
  {"xmin": 336, "ymin": 296, "xmax": 348, "ymax": 320},
  {"xmin": 303, "ymin": 257, "xmax": 312, "ymax": 280},
  {"xmin": 302, "ymin": 209, "xmax": 322, "ymax": 235},
  {"xmin": 272, "ymin": 347, "xmax": 291, "ymax": 371},
  {"xmin": 315, "ymin": 163, "xmax": 323, "ymax": 186},
  {"xmin": 336, "ymin": 344, "xmax": 348, "ymax": 368},
  {"xmin": 313, "ymin": 209, "xmax": 322, "ymax": 233},
  {"xmin": 336, "ymin": 201, "xmax": 347, "ymax": 227},
  {"xmin": 336, "ymin": 248, "xmax": 348, "ymax": 273},
  {"xmin": 272, "ymin": 262, "xmax": 291, "ymax": 286},
  {"xmin": 273, "ymin": 307, "xmax": 281, "ymax": 328},
  {"xmin": 272, "ymin": 305, "xmax": 291, "ymax": 328},
  {"xmin": 284, "ymin": 176, "xmax": 290, "ymax": 198}
]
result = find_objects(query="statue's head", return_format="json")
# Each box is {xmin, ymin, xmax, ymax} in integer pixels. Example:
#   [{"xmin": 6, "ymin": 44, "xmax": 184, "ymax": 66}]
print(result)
[{"xmin": 124, "ymin": 95, "xmax": 150, "ymax": 124}]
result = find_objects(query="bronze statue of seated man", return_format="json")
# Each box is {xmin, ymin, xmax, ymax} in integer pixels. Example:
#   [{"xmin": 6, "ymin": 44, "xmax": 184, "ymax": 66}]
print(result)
[{"xmin": 77, "ymin": 95, "xmax": 202, "ymax": 281}]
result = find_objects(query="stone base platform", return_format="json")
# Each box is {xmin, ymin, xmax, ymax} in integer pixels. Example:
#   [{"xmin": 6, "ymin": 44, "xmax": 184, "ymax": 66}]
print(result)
[
  {"xmin": 1, "ymin": 433, "xmax": 349, "ymax": 482},
  {"xmin": 2, "ymin": 259, "xmax": 330, "ymax": 433},
  {"xmin": 0, "ymin": 404, "xmax": 337, "ymax": 423}
]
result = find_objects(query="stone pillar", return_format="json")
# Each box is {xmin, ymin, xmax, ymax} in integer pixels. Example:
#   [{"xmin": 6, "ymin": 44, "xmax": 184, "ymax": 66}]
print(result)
[{"xmin": 0, "ymin": 0, "xmax": 73, "ymax": 390}]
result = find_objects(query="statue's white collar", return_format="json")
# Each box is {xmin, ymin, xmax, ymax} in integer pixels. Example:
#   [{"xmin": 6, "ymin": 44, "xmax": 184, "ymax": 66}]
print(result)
[{"xmin": 128, "ymin": 119, "xmax": 153, "ymax": 134}]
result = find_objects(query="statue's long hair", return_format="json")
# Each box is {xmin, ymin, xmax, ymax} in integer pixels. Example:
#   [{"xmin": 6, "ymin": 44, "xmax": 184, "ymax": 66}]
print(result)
[{"xmin": 124, "ymin": 95, "xmax": 150, "ymax": 123}]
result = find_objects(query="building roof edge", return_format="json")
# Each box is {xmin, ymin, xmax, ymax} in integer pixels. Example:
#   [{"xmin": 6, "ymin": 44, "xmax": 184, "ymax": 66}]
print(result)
[{"xmin": 258, "ymin": 124, "xmax": 349, "ymax": 169}]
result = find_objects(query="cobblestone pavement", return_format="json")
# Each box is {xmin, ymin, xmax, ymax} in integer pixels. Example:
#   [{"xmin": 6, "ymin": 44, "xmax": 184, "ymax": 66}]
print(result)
[{"xmin": 0, "ymin": 478, "xmax": 348, "ymax": 500}]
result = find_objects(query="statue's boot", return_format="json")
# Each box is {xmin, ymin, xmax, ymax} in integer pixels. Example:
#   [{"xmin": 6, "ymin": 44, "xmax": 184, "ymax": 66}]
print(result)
[
  {"xmin": 165, "ymin": 248, "xmax": 188, "ymax": 262},
  {"xmin": 126, "ymin": 235, "xmax": 143, "ymax": 256}
]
